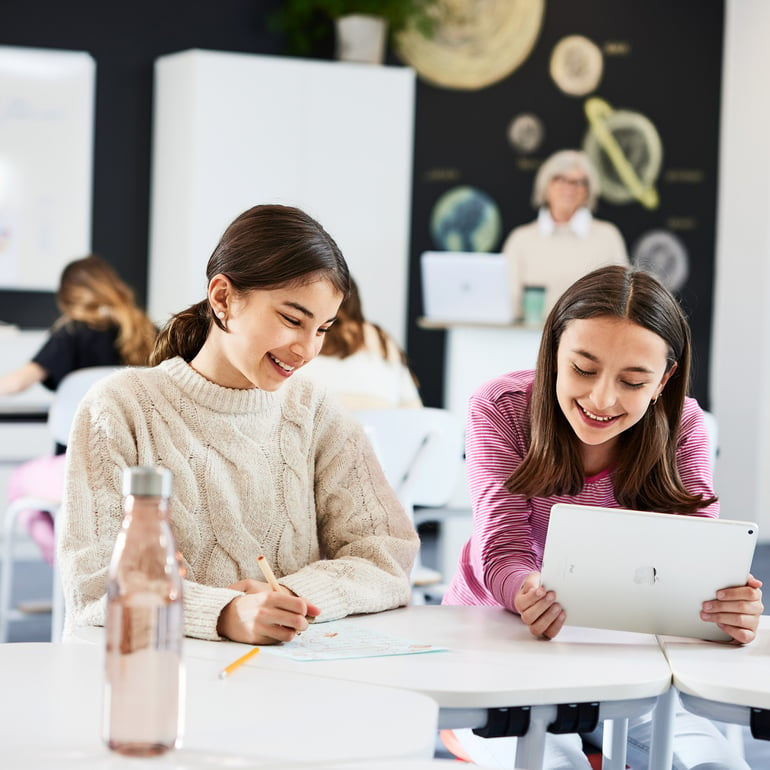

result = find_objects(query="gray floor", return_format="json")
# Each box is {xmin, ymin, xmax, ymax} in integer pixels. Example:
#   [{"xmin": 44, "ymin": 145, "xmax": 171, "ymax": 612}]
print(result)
[{"xmin": 6, "ymin": 539, "xmax": 770, "ymax": 767}]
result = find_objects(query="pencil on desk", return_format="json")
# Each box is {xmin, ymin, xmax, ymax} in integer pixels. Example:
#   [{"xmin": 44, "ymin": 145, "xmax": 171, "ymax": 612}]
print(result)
[{"xmin": 218, "ymin": 645, "xmax": 260, "ymax": 679}]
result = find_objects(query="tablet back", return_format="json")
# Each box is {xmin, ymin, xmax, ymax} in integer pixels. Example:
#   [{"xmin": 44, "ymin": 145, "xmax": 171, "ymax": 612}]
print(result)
[{"xmin": 539, "ymin": 504, "xmax": 758, "ymax": 641}]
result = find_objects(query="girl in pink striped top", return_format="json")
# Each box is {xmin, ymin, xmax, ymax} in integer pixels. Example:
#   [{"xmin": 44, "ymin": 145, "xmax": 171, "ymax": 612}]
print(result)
[{"xmin": 442, "ymin": 265, "xmax": 762, "ymax": 770}]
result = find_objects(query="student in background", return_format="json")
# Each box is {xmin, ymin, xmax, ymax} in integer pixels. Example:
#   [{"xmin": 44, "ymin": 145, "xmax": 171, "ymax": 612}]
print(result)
[
  {"xmin": 297, "ymin": 276, "xmax": 422, "ymax": 410},
  {"xmin": 2, "ymin": 255, "xmax": 157, "ymax": 565},
  {"xmin": 57, "ymin": 204, "xmax": 418, "ymax": 643},
  {"xmin": 503, "ymin": 149, "xmax": 629, "ymax": 321},
  {"xmin": 0, "ymin": 255, "xmax": 156, "ymax": 398},
  {"xmin": 442, "ymin": 265, "xmax": 762, "ymax": 769}
]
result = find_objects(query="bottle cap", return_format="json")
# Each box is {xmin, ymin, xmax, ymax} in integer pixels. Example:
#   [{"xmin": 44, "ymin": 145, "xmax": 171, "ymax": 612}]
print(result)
[{"xmin": 122, "ymin": 466, "xmax": 173, "ymax": 497}]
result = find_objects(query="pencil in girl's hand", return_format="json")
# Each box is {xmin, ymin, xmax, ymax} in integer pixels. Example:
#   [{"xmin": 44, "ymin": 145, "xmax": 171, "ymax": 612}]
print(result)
[
  {"xmin": 218, "ymin": 645, "xmax": 260, "ymax": 679},
  {"xmin": 257, "ymin": 554, "xmax": 282, "ymax": 592},
  {"xmin": 257, "ymin": 554, "xmax": 316, "ymax": 623}
]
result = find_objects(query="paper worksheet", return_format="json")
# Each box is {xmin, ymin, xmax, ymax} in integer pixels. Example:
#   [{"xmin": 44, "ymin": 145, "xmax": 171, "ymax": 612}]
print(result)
[{"xmin": 259, "ymin": 621, "xmax": 448, "ymax": 662}]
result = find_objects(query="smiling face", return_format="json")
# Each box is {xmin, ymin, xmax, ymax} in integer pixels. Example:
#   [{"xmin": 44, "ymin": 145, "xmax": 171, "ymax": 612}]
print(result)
[
  {"xmin": 191, "ymin": 275, "xmax": 343, "ymax": 391},
  {"xmin": 555, "ymin": 316, "xmax": 676, "ymax": 473}
]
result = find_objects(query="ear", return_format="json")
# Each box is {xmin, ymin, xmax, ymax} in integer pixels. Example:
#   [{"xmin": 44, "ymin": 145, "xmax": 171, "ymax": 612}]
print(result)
[
  {"xmin": 654, "ymin": 361, "xmax": 678, "ymax": 400},
  {"xmin": 208, "ymin": 273, "xmax": 232, "ymax": 315}
]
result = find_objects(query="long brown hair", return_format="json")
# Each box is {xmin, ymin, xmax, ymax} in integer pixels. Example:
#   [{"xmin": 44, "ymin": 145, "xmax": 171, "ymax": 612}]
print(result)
[
  {"xmin": 320, "ymin": 276, "xmax": 393, "ymax": 360},
  {"xmin": 507, "ymin": 265, "xmax": 716, "ymax": 513},
  {"xmin": 150, "ymin": 204, "xmax": 349, "ymax": 365},
  {"xmin": 55, "ymin": 255, "xmax": 157, "ymax": 366}
]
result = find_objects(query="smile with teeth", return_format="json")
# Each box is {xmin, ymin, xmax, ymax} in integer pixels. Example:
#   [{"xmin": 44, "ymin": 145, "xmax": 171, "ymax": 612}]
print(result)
[
  {"xmin": 579, "ymin": 403, "xmax": 616, "ymax": 422},
  {"xmin": 269, "ymin": 353, "xmax": 295, "ymax": 373}
]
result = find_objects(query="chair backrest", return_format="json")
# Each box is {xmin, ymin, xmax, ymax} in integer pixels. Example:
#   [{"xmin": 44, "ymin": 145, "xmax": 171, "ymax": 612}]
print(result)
[
  {"xmin": 353, "ymin": 407, "xmax": 464, "ymax": 512},
  {"xmin": 702, "ymin": 410, "xmax": 718, "ymax": 465},
  {"xmin": 48, "ymin": 366, "xmax": 122, "ymax": 447}
]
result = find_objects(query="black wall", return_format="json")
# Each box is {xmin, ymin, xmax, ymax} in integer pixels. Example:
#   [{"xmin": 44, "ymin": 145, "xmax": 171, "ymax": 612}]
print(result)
[{"xmin": 404, "ymin": 1, "xmax": 724, "ymax": 410}]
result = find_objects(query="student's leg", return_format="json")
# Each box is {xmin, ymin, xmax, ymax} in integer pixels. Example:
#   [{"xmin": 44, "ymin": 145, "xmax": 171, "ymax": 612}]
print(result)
[
  {"xmin": 449, "ymin": 728, "xmax": 592, "ymax": 770},
  {"xmin": 6, "ymin": 454, "xmax": 66, "ymax": 566}
]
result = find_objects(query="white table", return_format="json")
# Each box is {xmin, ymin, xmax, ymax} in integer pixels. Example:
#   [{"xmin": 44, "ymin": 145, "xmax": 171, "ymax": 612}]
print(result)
[
  {"xmin": 0, "ymin": 642, "xmax": 439, "ymax": 768},
  {"xmin": 659, "ymin": 615, "xmax": 770, "ymax": 748},
  {"xmin": 86, "ymin": 605, "xmax": 670, "ymax": 770}
]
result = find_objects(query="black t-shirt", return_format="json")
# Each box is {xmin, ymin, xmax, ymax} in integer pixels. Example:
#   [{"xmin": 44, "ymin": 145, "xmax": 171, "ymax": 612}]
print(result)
[{"xmin": 32, "ymin": 321, "xmax": 122, "ymax": 391}]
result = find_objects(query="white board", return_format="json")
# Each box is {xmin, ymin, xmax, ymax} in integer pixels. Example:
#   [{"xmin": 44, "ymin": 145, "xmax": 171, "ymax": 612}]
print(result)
[{"xmin": 0, "ymin": 45, "xmax": 95, "ymax": 291}]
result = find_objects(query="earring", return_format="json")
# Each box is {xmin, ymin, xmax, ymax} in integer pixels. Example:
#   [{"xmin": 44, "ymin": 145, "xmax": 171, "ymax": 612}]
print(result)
[{"xmin": 217, "ymin": 311, "xmax": 225, "ymax": 319}]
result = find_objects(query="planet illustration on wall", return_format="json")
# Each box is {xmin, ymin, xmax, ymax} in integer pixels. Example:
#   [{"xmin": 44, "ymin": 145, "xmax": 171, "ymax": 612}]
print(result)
[
  {"xmin": 549, "ymin": 35, "xmax": 604, "ymax": 96},
  {"xmin": 583, "ymin": 97, "xmax": 663, "ymax": 209},
  {"xmin": 508, "ymin": 112, "xmax": 545, "ymax": 154},
  {"xmin": 430, "ymin": 185, "xmax": 502, "ymax": 252},
  {"xmin": 394, "ymin": 0, "xmax": 545, "ymax": 90},
  {"xmin": 632, "ymin": 229, "xmax": 689, "ymax": 291}
]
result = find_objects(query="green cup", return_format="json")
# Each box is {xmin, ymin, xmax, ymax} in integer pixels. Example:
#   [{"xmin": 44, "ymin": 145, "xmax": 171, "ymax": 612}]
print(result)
[{"xmin": 522, "ymin": 285, "xmax": 546, "ymax": 326}]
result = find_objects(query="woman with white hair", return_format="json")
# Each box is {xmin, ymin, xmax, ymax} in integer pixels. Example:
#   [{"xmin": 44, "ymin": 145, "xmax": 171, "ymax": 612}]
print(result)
[{"xmin": 503, "ymin": 149, "xmax": 629, "ymax": 321}]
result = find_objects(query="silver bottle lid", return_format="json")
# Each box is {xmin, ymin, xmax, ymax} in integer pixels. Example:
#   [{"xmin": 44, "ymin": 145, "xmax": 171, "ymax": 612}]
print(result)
[{"xmin": 122, "ymin": 466, "xmax": 173, "ymax": 497}]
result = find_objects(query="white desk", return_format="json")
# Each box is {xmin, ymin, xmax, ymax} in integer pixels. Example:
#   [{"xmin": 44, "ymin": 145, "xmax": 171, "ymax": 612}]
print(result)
[
  {"xmin": 659, "ymin": 615, "xmax": 770, "ymax": 744},
  {"xmin": 0, "ymin": 641, "xmax": 439, "ymax": 768},
  {"xmin": 88, "ymin": 605, "xmax": 670, "ymax": 770}
]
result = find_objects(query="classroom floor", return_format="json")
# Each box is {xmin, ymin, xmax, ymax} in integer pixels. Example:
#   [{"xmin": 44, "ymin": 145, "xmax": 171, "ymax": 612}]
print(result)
[{"xmin": 5, "ymin": 536, "xmax": 770, "ymax": 768}]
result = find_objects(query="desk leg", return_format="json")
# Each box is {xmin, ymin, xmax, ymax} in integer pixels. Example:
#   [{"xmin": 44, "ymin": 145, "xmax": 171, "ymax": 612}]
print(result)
[
  {"xmin": 602, "ymin": 718, "xmax": 628, "ymax": 770},
  {"xmin": 648, "ymin": 687, "xmax": 676, "ymax": 770},
  {"xmin": 515, "ymin": 704, "xmax": 556, "ymax": 770}
]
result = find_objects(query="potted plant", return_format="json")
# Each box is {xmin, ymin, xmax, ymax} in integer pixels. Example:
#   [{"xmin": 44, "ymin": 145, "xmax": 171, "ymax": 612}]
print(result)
[{"xmin": 270, "ymin": 0, "xmax": 441, "ymax": 62}]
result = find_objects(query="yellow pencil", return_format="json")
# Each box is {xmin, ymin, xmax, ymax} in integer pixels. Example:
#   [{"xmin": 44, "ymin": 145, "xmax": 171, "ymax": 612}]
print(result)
[
  {"xmin": 257, "ymin": 554, "xmax": 282, "ymax": 592},
  {"xmin": 218, "ymin": 645, "xmax": 260, "ymax": 679},
  {"xmin": 257, "ymin": 553, "xmax": 315, "ymax": 623}
]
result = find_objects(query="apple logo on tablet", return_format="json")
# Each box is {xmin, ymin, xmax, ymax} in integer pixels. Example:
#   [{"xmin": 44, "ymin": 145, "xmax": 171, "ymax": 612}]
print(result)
[{"xmin": 633, "ymin": 566, "xmax": 659, "ymax": 585}]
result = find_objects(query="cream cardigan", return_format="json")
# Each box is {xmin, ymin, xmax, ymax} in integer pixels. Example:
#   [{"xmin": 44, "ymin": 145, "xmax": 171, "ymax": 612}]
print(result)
[{"xmin": 58, "ymin": 357, "xmax": 419, "ymax": 640}]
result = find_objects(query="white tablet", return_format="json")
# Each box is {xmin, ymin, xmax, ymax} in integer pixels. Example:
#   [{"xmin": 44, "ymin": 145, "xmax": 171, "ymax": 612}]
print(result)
[{"xmin": 539, "ymin": 503, "xmax": 759, "ymax": 641}]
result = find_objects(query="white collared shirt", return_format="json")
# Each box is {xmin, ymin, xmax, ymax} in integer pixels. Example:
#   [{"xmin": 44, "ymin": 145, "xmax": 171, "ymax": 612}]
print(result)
[{"xmin": 537, "ymin": 206, "xmax": 593, "ymax": 238}]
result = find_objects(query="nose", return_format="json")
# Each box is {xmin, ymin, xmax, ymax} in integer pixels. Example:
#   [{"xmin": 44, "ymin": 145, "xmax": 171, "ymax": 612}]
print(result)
[
  {"xmin": 290, "ymin": 330, "xmax": 323, "ymax": 363},
  {"xmin": 589, "ymin": 376, "xmax": 617, "ymax": 412}
]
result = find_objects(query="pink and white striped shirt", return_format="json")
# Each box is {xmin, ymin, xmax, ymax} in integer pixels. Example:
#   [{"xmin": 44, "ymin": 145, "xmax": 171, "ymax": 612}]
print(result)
[{"xmin": 442, "ymin": 370, "xmax": 718, "ymax": 612}]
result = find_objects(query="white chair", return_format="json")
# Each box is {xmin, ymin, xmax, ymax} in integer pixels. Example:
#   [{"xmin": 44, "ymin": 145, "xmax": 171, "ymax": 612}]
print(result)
[
  {"xmin": 353, "ymin": 407, "xmax": 464, "ymax": 603},
  {"xmin": 702, "ymin": 409, "xmax": 718, "ymax": 465},
  {"xmin": 0, "ymin": 366, "xmax": 120, "ymax": 642}
]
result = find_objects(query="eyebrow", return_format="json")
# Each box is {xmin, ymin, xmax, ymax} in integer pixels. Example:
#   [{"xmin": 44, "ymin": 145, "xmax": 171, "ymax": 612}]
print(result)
[
  {"xmin": 283, "ymin": 301, "xmax": 337, "ymax": 324},
  {"xmin": 572, "ymin": 348, "xmax": 656, "ymax": 374}
]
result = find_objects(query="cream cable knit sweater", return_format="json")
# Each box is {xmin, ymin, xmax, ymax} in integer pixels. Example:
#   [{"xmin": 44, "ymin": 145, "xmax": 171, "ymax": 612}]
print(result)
[{"xmin": 58, "ymin": 357, "xmax": 419, "ymax": 640}]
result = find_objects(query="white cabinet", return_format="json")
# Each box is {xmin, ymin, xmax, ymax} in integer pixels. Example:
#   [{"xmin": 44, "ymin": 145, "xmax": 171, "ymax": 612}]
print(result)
[{"xmin": 148, "ymin": 50, "xmax": 415, "ymax": 346}]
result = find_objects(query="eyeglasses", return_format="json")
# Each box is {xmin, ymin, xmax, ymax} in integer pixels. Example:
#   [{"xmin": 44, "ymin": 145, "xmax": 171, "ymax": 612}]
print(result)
[{"xmin": 552, "ymin": 175, "xmax": 589, "ymax": 188}]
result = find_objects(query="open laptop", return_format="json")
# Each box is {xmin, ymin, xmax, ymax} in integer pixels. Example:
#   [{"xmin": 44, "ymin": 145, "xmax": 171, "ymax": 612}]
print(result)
[
  {"xmin": 420, "ymin": 251, "xmax": 515, "ymax": 324},
  {"xmin": 539, "ymin": 503, "xmax": 759, "ymax": 641}
]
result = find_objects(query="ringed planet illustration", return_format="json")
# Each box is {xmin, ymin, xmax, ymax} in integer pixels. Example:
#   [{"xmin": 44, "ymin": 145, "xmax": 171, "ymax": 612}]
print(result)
[{"xmin": 583, "ymin": 97, "xmax": 662, "ymax": 210}]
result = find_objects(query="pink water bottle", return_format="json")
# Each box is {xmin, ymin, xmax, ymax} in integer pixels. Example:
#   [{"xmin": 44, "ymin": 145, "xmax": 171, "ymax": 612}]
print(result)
[{"xmin": 103, "ymin": 466, "xmax": 184, "ymax": 756}]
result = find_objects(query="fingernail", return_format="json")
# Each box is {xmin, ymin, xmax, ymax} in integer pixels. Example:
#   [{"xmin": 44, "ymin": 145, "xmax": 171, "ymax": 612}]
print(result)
[{"xmin": 703, "ymin": 602, "xmax": 713, "ymax": 611}]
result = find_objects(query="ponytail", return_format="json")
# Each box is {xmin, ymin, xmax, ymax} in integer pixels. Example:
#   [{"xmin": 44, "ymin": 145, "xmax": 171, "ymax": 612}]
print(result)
[{"xmin": 150, "ymin": 300, "xmax": 212, "ymax": 366}]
